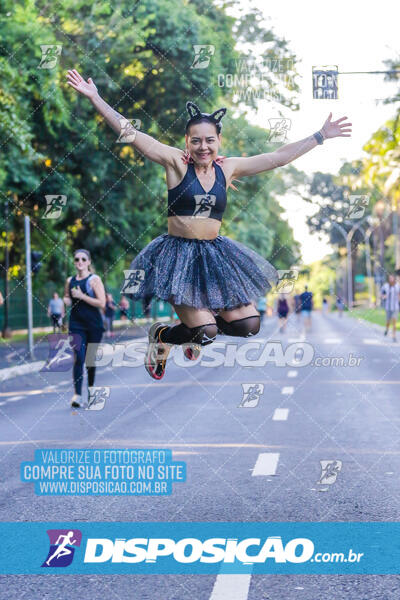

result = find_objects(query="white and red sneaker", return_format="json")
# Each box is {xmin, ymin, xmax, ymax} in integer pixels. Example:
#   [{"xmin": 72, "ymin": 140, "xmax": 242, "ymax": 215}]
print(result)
[
  {"xmin": 183, "ymin": 343, "xmax": 202, "ymax": 361},
  {"xmin": 144, "ymin": 322, "xmax": 172, "ymax": 380}
]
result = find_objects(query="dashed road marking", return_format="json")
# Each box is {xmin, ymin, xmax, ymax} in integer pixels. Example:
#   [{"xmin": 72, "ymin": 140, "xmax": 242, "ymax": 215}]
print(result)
[
  {"xmin": 287, "ymin": 370, "xmax": 298, "ymax": 378},
  {"xmin": 7, "ymin": 396, "xmax": 24, "ymax": 402},
  {"xmin": 325, "ymin": 338, "xmax": 342, "ymax": 344},
  {"xmin": 209, "ymin": 574, "xmax": 251, "ymax": 600},
  {"xmin": 272, "ymin": 408, "xmax": 289, "ymax": 421},
  {"xmin": 252, "ymin": 452, "xmax": 280, "ymax": 476},
  {"xmin": 281, "ymin": 386, "xmax": 294, "ymax": 395}
]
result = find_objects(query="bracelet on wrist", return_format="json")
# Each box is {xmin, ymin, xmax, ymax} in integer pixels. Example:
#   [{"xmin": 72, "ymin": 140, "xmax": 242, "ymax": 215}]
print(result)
[{"xmin": 313, "ymin": 131, "xmax": 324, "ymax": 145}]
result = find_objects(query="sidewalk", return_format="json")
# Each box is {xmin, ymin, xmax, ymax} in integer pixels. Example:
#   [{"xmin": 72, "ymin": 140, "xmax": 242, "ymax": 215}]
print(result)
[{"xmin": 0, "ymin": 317, "xmax": 171, "ymax": 382}]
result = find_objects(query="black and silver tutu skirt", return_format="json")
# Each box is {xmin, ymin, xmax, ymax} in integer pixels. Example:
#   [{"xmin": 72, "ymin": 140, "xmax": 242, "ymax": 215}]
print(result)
[{"xmin": 123, "ymin": 233, "xmax": 278, "ymax": 311}]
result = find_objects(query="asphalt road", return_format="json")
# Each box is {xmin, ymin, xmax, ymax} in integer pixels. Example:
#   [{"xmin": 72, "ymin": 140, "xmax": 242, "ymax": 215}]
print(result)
[{"xmin": 1, "ymin": 310, "xmax": 400, "ymax": 599}]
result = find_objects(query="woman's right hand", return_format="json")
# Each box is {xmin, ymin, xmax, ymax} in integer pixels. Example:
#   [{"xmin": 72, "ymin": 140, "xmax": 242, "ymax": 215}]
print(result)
[{"xmin": 66, "ymin": 69, "xmax": 98, "ymax": 99}]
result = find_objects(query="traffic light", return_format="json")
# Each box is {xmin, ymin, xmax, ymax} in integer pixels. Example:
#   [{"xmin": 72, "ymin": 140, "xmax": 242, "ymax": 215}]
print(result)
[{"xmin": 31, "ymin": 251, "xmax": 43, "ymax": 275}]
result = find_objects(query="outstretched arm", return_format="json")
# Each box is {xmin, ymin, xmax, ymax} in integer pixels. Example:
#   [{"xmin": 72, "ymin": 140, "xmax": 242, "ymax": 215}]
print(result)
[
  {"xmin": 224, "ymin": 113, "xmax": 352, "ymax": 179},
  {"xmin": 66, "ymin": 70, "xmax": 182, "ymax": 167}
]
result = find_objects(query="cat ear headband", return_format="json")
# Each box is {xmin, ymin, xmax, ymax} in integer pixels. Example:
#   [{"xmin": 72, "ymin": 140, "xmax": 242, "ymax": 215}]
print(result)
[{"xmin": 185, "ymin": 101, "xmax": 227, "ymax": 131}]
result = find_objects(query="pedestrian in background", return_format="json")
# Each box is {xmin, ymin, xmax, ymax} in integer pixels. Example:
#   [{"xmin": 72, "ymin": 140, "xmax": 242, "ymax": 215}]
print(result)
[
  {"xmin": 381, "ymin": 274, "xmax": 400, "ymax": 342},
  {"xmin": 294, "ymin": 292, "xmax": 302, "ymax": 323},
  {"xmin": 47, "ymin": 292, "xmax": 65, "ymax": 333},
  {"xmin": 300, "ymin": 285, "xmax": 313, "ymax": 332},
  {"xmin": 257, "ymin": 295, "xmax": 267, "ymax": 324},
  {"xmin": 119, "ymin": 295, "xmax": 130, "ymax": 320},
  {"xmin": 277, "ymin": 293, "xmax": 289, "ymax": 333},
  {"xmin": 104, "ymin": 293, "xmax": 117, "ymax": 338},
  {"xmin": 142, "ymin": 295, "xmax": 152, "ymax": 322},
  {"xmin": 336, "ymin": 296, "xmax": 344, "ymax": 317}
]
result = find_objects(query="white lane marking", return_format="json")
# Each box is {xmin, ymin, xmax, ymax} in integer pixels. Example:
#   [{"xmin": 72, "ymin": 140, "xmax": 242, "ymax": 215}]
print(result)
[
  {"xmin": 252, "ymin": 453, "xmax": 280, "ymax": 476},
  {"xmin": 287, "ymin": 370, "xmax": 298, "ymax": 378},
  {"xmin": 0, "ymin": 401, "xmax": 6, "ymax": 406},
  {"xmin": 272, "ymin": 408, "xmax": 289, "ymax": 421},
  {"xmin": 210, "ymin": 574, "xmax": 251, "ymax": 600},
  {"xmin": 288, "ymin": 337, "xmax": 304, "ymax": 343},
  {"xmin": 325, "ymin": 338, "xmax": 342, "ymax": 344},
  {"xmin": 281, "ymin": 386, "xmax": 294, "ymax": 395},
  {"xmin": 7, "ymin": 396, "xmax": 24, "ymax": 402},
  {"xmin": 363, "ymin": 338, "xmax": 382, "ymax": 345},
  {"xmin": 0, "ymin": 360, "xmax": 45, "ymax": 382}
]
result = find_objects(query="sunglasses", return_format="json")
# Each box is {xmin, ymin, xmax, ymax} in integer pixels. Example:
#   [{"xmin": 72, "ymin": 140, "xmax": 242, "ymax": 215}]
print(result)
[{"xmin": 74, "ymin": 256, "xmax": 87, "ymax": 262}]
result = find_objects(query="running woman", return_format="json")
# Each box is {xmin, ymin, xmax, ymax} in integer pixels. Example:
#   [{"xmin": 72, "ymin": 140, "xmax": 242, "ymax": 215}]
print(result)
[
  {"xmin": 277, "ymin": 293, "xmax": 289, "ymax": 333},
  {"xmin": 66, "ymin": 69, "xmax": 352, "ymax": 379},
  {"xmin": 63, "ymin": 249, "xmax": 106, "ymax": 407}
]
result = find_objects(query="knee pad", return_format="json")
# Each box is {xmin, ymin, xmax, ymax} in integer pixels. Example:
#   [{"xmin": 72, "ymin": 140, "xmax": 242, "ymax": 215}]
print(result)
[
  {"xmin": 158, "ymin": 322, "xmax": 217, "ymax": 346},
  {"xmin": 189, "ymin": 323, "xmax": 218, "ymax": 346},
  {"xmin": 216, "ymin": 315, "xmax": 260, "ymax": 338}
]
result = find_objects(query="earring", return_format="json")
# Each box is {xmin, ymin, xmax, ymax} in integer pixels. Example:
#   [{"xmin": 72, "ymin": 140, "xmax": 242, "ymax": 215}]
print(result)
[{"xmin": 182, "ymin": 147, "xmax": 194, "ymax": 164}]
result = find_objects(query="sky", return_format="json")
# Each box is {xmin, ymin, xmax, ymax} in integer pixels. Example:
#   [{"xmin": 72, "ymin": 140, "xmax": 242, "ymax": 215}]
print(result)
[{"xmin": 229, "ymin": 0, "xmax": 400, "ymax": 264}]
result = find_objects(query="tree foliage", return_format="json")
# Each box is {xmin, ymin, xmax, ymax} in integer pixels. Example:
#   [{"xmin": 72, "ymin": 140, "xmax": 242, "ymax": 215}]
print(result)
[{"xmin": 0, "ymin": 0, "xmax": 301, "ymax": 296}]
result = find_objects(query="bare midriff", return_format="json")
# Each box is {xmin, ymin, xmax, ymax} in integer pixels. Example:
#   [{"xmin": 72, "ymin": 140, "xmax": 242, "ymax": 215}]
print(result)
[{"xmin": 167, "ymin": 215, "xmax": 221, "ymax": 240}]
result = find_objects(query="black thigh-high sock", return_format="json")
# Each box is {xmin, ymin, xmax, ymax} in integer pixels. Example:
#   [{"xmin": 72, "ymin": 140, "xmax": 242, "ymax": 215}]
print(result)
[
  {"xmin": 215, "ymin": 315, "xmax": 261, "ymax": 337},
  {"xmin": 157, "ymin": 322, "xmax": 218, "ymax": 346}
]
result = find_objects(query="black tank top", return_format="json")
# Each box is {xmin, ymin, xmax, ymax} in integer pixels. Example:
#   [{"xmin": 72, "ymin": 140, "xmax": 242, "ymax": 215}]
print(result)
[
  {"xmin": 68, "ymin": 274, "xmax": 104, "ymax": 330},
  {"xmin": 168, "ymin": 161, "xmax": 227, "ymax": 221}
]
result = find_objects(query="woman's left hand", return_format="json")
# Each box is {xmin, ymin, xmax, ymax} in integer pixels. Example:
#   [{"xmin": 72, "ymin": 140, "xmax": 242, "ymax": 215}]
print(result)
[
  {"xmin": 71, "ymin": 286, "xmax": 84, "ymax": 300},
  {"xmin": 320, "ymin": 113, "xmax": 352, "ymax": 140}
]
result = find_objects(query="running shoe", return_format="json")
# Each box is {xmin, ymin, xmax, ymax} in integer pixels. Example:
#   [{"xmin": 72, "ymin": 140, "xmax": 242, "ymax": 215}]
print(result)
[
  {"xmin": 70, "ymin": 394, "xmax": 82, "ymax": 408},
  {"xmin": 183, "ymin": 343, "xmax": 202, "ymax": 361},
  {"xmin": 144, "ymin": 322, "xmax": 172, "ymax": 380}
]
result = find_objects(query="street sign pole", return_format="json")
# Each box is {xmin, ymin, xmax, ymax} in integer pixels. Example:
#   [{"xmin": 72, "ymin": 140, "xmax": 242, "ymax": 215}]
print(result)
[{"xmin": 24, "ymin": 216, "xmax": 34, "ymax": 360}]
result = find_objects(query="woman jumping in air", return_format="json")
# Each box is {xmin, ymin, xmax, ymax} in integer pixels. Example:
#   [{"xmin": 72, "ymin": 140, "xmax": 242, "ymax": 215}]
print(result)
[{"xmin": 66, "ymin": 69, "xmax": 351, "ymax": 380}]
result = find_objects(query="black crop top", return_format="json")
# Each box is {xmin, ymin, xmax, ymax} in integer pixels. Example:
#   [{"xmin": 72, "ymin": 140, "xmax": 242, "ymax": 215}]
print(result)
[{"xmin": 167, "ymin": 160, "xmax": 227, "ymax": 222}]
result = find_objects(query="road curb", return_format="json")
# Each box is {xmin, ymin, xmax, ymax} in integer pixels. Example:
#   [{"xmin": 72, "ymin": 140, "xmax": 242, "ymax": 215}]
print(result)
[
  {"xmin": 345, "ymin": 312, "xmax": 386, "ymax": 334},
  {"xmin": 0, "ymin": 335, "xmax": 149, "ymax": 383},
  {"xmin": 0, "ymin": 361, "xmax": 46, "ymax": 383}
]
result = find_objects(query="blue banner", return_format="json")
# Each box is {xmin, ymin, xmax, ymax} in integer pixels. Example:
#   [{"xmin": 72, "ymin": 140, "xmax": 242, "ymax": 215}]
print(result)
[{"xmin": 1, "ymin": 522, "xmax": 400, "ymax": 574}]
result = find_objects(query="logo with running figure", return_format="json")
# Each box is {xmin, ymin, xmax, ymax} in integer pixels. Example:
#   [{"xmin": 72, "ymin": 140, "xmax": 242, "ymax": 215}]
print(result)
[
  {"xmin": 87, "ymin": 386, "xmax": 110, "ymax": 410},
  {"xmin": 267, "ymin": 118, "xmax": 291, "ymax": 143},
  {"xmin": 41, "ymin": 333, "xmax": 82, "ymax": 372},
  {"xmin": 121, "ymin": 269, "xmax": 145, "ymax": 294},
  {"xmin": 38, "ymin": 45, "xmax": 62, "ymax": 69},
  {"xmin": 239, "ymin": 383, "xmax": 265, "ymax": 408},
  {"xmin": 346, "ymin": 195, "xmax": 370, "ymax": 219},
  {"xmin": 317, "ymin": 460, "xmax": 342, "ymax": 486},
  {"xmin": 116, "ymin": 117, "xmax": 141, "ymax": 143},
  {"xmin": 193, "ymin": 194, "xmax": 216, "ymax": 218},
  {"xmin": 42, "ymin": 195, "xmax": 67, "ymax": 219},
  {"xmin": 274, "ymin": 269, "xmax": 299, "ymax": 294},
  {"xmin": 42, "ymin": 529, "xmax": 82, "ymax": 568},
  {"xmin": 190, "ymin": 45, "xmax": 215, "ymax": 69}
]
